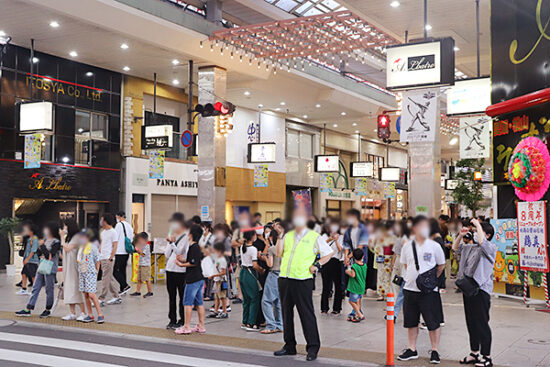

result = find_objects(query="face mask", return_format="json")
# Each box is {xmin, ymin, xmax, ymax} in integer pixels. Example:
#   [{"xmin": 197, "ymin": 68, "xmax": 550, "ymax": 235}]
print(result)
[
  {"xmin": 418, "ymin": 226, "xmax": 430, "ymax": 239},
  {"xmin": 340, "ymin": 228, "xmax": 347, "ymax": 235},
  {"xmin": 264, "ymin": 230, "xmax": 271, "ymax": 238},
  {"xmin": 407, "ymin": 222, "xmax": 413, "ymax": 229},
  {"xmin": 43, "ymin": 229, "xmax": 50, "ymax": 238},
  {"xmin": 330, "ymin": 224, "xmax": 339, "ymax": 233},
  {"xmin": 346, "ymin": 218, "xmax": 355, "ymax": 226},
  {"xmin": 255, "ymin": 228, "xmax": 264, "ymax": 235},
  {"xmin": 293, "ymin": 216, "xmax": 307, "ymax": 228},
  {"xmin": 473, "ymin": 232, "xmax": 479, "ymax": 244},
  {"xmin": 99, "ymin": 219, "xmax": 104, "ymax": 227}
]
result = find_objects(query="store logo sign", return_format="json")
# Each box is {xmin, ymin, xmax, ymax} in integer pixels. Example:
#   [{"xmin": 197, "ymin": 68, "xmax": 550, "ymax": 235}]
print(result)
[
  {"xmin": 390, "ymin": 58, "xmax": 406, "ymax": 72},
  {"xmin": 407, "ymin": 55, "xmax": 435, "ymax": 71},
  {"xmin": 28, "ymin": 174, "xmax": 72, "ymax": 191}
]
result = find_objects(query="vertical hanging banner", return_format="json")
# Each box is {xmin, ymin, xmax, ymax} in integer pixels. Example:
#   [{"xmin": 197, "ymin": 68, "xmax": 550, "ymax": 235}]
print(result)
[
  {"xmin": 148, "ymin": 150, "xmax": 165, "ymax": 179},
  {"xmin": 253, "ymin": 164, "xmax": 268, "ymax": 187},
  {"xmin": 517, "ymin": 201, "xmax": 549, "ymax": 273},
  {"xmin": 24, "ymin": 134, "xmax": 42, "ymax": 169},
  {"xmin": 459, "ymin": 116, "xmax": 491, "ymax": 159},
  {"xmin": 247, "ymin": 120, "xmax": 260, "ymax": 143},
  {"xmin": 292, "ymin": 189, "xmax": 312, "ymax": 215},
  {"xmin": 354, "ymin": 178, "xmax": 368, "ymax": 196},
  {"xmin": 320, "ymin": 173, "xmax": 335, "ymax": 193},
  {"xmin": 400, "ymin": 89, "xmax": 438, "ymax": 142},
  {"xmin": 384, "ymin": 182, "xmax": 397, "ymax": 199}
]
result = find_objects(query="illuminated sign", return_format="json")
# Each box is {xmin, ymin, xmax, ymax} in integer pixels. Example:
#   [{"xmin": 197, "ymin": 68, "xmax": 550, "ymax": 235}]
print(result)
[
  {"xmin": 141, "ymin": 125, "xmax": 173, "ymax": 149},
  {"xmin": 247, "ymin": 143, "xmax": 276, "ymax": 163},
  {"xmin": 380, "ymin": 167, "xmax": 401, "ymax": 182},
  {"xmin": 28, "ymin": 173, "xmax": 71, "ymax": 191},
  {"xmin": 26, "ymin": 74, "xmax": 102, "ymax": 102},
  {"xmin": 315, "ymin": 155, "xmax": 339, "ymax": 173},
  {"xmin": 445, "ymin": 179, "xmax": 458, "ymax": 190},
  {"xmin": 447, "ymin": 78, "xmax": 491, "ymax": 115},
  {"xmin": 350, "ymin": 162, "xmax": 374, "ymax": 178},
  {"xmin": 20, "ymin": 102, "xmax": 53, "ymax": 132}
]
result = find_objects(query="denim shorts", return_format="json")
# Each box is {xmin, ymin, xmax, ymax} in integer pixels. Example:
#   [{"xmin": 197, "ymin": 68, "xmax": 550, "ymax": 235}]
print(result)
[
  {"xmin": 349, "ymin": 293, "xmax": 362, "ymax": 303},
  {"xmin": 183, "ymin": 279, "xmax": 205, "ymax": 306}
]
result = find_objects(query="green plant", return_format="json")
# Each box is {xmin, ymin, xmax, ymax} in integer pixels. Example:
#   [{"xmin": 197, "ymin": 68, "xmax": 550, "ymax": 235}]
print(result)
[
  {"xmin": 452, "ymin": 158, "xmax": 488, "ymax": 217},
  {"xmin": 0, "ymin": 217, "xmax": 20, "ymax": 265}
]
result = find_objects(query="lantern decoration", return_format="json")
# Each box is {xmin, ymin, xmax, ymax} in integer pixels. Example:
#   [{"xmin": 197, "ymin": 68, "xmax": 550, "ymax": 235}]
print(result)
[{"xmin": 507, "ymin": 136, "xmax": 550, "ymax": 201}]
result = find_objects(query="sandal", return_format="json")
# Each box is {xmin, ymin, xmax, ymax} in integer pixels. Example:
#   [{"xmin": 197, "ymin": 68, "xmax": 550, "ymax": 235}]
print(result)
[
  {"xmin": 350, "ymin": 316, "xmax": 362, "ymax": 323},
  {"xmin": 191, "ymin": 325, "xmax": 206, "ymax": 333},
  {"xmin": 475, "ymin": 356, "xmax": 492, "ymax": 367},
  {"xmin": 261, "ymin": 329, "xmax": 277, "ymax": 334},
  {"xmin": 460, "ymin": 353, "xmax": 480, "ymax": 364}
]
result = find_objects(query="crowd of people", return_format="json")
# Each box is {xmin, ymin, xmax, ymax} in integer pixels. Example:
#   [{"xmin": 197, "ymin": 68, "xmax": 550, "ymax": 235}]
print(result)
[{"xmin": 12, "ymin": 207, "xmax": 497, "ymax": 366}]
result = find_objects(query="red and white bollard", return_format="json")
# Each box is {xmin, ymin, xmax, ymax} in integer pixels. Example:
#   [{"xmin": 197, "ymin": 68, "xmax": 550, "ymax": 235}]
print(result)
[
  {"xmin": 523, "ymin": 271, "xmax": 529, "ymax": 307},
  {"xmin": 543, "ymin": 272, "xmax": 550, "ymax": 309},
  {"xmin": 386, "ymin": 292, "xmax": 395, "ymax": 367}
]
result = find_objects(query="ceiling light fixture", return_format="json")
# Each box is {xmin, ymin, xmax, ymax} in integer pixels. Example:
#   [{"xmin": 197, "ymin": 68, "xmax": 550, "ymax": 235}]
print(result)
[
  {"xmin": 0, "ymin": 30, "xmax": 6, "ymax": 37},
  {"xmin": 303, "ymin": 115, "xmax": 308, "ymax": 119},
  {"xmin": 123, "ymin": 66, "xmax": 130, "ymax": 71},
  {"xmin": 280, "ymin": 102, "xmax": 286, "ymax": 106},
  {"xmin": 258, "ymin": 104, "xmax": 264, "ymax": 108},
  {"xmin": 244, "ymin": 91, "xmax": 251, "ymax": 96},
  {"xmin": 86, "ymin": 72, "xmax": 93, "ymax": 77},
  {"xmin": 69, "ymin": 51, "xmax": 78, "ymax": 58},
  {"xmin": 32, "ymin": 57, "xmax": 39, "ymax": 63},
  {"xmin": 49, "ymin": 21, "xmax": 60, "ymax": 28},
  {"xmin": 172, "ymin": 59, "xmax": 180, "ymax": 65},
  {"xmin": 352, "ymin": 122, "xmax": 358, "ymax": 126},
  {"xmin": 454, "ymin": 46, "xmax": 460, "ymax": 51},
  {"xmin": 172, "ymin": 79, "xmax": 180, "ymax": 85},
  {"xmin": 449, "ymin": 136, "xmax": 458, "ymax": 145},
  {"xmin": 425, "ymin": 24, "xmax": 432, "ymax": 31},
  {"xmin": 275, "ymin": 107, "xmax": 281, "ymax": 111},
  {"xmin": 355, "ymin": 130, "xmax": 360, "ymax": 133},
  {"xmin": 315, "ymin": 104, "xmax": 321, "ymax": 108},
  {"xmin": 341, "ymin": 112, "xmax": 346, "ymax": 116},
  {"xmin": 120, "ymin": 43, "xmax": 129, "ymax": 50},
  {"xmin": 390, "ymin": 1, "xmax": 400, "ymax": 7},
  {"xmin": 333, "ymin": 124, "xmax": 338, "ymax": 128}
]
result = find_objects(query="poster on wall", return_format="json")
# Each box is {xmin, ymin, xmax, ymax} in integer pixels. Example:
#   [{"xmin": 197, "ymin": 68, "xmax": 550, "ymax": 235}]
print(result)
[
  {"xmin": 148, "ymin": 150, "xmax": 165, "ymax": 179},
  {"xmin": 354, "ymin": 178, "xmax": 368, "ymax": 196},
  {"xmin": 292, "ymin": 189, "xmax": 312, "ymax": 215},
  {"xmin": 320, "ymin": 173, "xmax": 335, "ymax": 193},
  {"xmin": 253, "ymin": 164, "xmax": 268, "ymax": 188},
  {"xmin": 460, "ymin": 116, "xmax": 491, "ymax": 159},
  {"xmin": 247, "ymin": 120, "xmax": 260, "ymax": 143},
  {"xmin": 24, "ymin": 134, "xmax": 42, "ymax": 169},
  {"xmin": 517, "ymin": 201, "xmax": 549, "ymax": 273},
  {"xmin": 400, "ymin": 89, "xmax": 438, "ymax": 142}
]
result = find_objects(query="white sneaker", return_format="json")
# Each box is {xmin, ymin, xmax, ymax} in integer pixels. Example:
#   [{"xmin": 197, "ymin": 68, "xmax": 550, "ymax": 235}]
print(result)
[
  {"xmin": 62, "ymin": 313, "xmax": 76, "ymax": 321},
  {"xmin": 106, "ymin": 297, "xmax": 122, "ymax": 305},
  {"xmin": 76, "ymin": 313, "xmax": 87, "ymax": 322},
  {"xmin": 16, "ymin": 289, "xmax": 30, "ymax": 296}
]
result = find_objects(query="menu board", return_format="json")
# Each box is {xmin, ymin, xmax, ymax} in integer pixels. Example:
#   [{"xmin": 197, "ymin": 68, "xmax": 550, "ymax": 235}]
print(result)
[
  {"xmin": 314, "ymin": 155, "xmax": 339, "ymax": 173},
  {"xmin": 517, "ymin": 201, "xmax": 549, "ymax": 272},
  {"xmin": 350, "ymin": 162, "xmax": 374, "ymax": 178}
]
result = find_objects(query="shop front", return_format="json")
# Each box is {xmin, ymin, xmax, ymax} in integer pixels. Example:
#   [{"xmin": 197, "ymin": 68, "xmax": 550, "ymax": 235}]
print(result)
[
  {"xmin": 122, "ymin": 157, "xmax": 198, "ymax": 239},
  {"xmin": 0, "ymin": 44, "xmax": 121, "ymax": 267}
]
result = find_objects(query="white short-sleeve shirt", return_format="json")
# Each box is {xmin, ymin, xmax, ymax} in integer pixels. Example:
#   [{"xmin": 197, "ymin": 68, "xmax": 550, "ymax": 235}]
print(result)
[
  {"xmin": 240, "ymin": 245, "xmax": 258, "ymax": 267},
  {"xmin": 99, "ymin": 228, "xmax": 118, "ymax": 260},
  {"xmin": 400, "ymin": 238, "xmax": 445, "ymax": 292}
]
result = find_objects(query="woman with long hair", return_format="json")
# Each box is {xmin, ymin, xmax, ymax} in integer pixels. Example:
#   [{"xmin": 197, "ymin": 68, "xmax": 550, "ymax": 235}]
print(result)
[
  {"xmin": 239, "ymin": 230, "xmax": 262, "ymax": 331},
  {"xmin": 60, "ymin": 219, "xmax": 86, "ymax": 321},
  {"xmin": 16, "ymin": 221, "xmax": 61, "ymax": 318}
]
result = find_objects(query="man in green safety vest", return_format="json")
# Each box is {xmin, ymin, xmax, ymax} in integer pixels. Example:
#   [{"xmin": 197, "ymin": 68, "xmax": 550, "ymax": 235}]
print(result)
[{"xmin": 273, "ymin": 206, "xmax": 334, "ymax": 362}]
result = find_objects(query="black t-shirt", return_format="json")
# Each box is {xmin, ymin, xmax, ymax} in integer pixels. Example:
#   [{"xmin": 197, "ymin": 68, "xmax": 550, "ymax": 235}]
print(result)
[
  {"xmin": 186, "ymin": 243, "xmax": 204, "ymax": 284},
  {"xmin": 253, "ymin": 239, "xmax": 269, "ymax": 270}
]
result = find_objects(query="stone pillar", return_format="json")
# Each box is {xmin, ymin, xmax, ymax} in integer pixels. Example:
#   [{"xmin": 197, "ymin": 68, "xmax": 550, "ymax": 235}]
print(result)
[
  {"xmin": 408, "ymin": 96, "xmax": 442, "ymax": 218},
  {"xmin": 197, "ymin": 66, "xmax": 226, "ymax": 223}
]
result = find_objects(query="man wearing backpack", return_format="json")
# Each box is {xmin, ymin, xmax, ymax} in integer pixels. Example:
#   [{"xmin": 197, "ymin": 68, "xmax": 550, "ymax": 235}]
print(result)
[{"xmin": 114, "ymin": 211, "xmax": 134, "ymax": 296}]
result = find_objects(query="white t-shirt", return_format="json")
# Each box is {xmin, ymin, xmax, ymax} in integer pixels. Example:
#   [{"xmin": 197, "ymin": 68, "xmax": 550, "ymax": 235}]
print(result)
[
  {"xmin": 240, "ymin": 245, "xmax": 258, "ymax": 267},
  {"xmin": 322, "ymin": 234, "xmax": 344, "ymax": 261},
  {"xmin": 115, "ymin": 221, "xmax": 134, "ymax": 255},
  {"xmin": 99, "ymin": 228, "xmax": 118, "ymax": 260},
  {"xmin": 400, "ymin": 238, "xmax": 445, "ymax": 292}
]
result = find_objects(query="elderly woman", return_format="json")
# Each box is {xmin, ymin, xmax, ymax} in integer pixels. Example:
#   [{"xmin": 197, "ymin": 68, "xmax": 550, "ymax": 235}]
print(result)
[{"xmin": 60, "ymin": 219, "xmax": 86, "ymax": 321}]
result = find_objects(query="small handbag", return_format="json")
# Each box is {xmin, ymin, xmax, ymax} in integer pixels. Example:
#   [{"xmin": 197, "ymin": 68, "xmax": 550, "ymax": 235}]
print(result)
[
  {"xmin": 37, "ymin": 259, "xmax": 54, "ymax": 275},
  {"xmin": 392, "ymin": 274, "xmax": 404, "ymax": 286},
  {"xmin": 122, "ymin": 223, "xmax": 135, "ymax": 254},
  {"xmin": 456, "ymin": 276, "xmax": 480, "ymax": 297},
  {"xmin": 412, "ymin": 241, "xmax": 438, "ymax": 293}
]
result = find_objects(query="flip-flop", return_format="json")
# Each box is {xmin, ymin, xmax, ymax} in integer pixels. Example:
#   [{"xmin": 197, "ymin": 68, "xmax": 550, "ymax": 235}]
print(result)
[{"xmin": 261, "ymin": 329, "xmax": 277, "ymax": 334}]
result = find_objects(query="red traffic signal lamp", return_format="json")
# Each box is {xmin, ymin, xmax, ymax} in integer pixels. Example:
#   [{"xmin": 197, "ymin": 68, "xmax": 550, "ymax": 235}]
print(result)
[
  {"xmin": 195, "ymin": 102, "xmax": 235, "ymax": 117},
  {"xmin": 377, "ymin": 114, "xmax": 391, "ymax": 140},
  {"xmin": 474, "ymin": 171, "xmax": 482, "ymax": 181}
]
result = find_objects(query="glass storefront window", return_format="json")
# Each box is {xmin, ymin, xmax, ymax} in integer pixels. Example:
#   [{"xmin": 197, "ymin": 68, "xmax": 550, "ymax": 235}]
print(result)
[
  {"xmin": 74, "ymin": 109, "xmax": 109, "ymax": 165},
  {"xmin": 299, "ymin": 132, "xmax": 313, "ymax": 159},
  {"xmin": 287, "ymin": 129, "xmax": 300, "ymax": 157},
  {"xmin": 287, "ymin": 128, "xmax": 314, "ymax": 159}
]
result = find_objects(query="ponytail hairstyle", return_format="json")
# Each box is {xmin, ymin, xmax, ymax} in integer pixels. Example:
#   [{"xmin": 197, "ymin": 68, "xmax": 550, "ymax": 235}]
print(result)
[{"xmin": 242, "ymin": 230, "xmax": 256, "ymax": 253}]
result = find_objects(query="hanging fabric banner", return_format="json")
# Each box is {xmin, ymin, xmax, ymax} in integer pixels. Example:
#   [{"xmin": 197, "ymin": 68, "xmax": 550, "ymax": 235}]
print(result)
[
  {"xmin": 384, "ymin": 182, "xmax": 396, "ymax": 199},
  {"xmin": 253, "ymin": 164, "xmax": 268, "ymax": 187},
  {"xmin": 517, "ymin": 201, "xmax": 549, "ymax": 273},
  {"xmin": 292, "ymin": 189, "xmax": 312, "ymax": 215},
  {"xmin": 320, "ymin": 173, "xmax": 335, "ymax": 193},
  {"xmin": 459, "ymin": 115, "xmax": 491, "ymax": 159},
  {"xmin": 400, "ymin": 89, "xmax": 438, "ymax": 142},
  {"xmin": 24, "ymin": 134, "xmax": 42, "ymax": 169},
  {"xmin": 148, "ymin": 150, "xmax": 165, "ymax": 179},
  {"xmin": 354, "ymin": 178, "xmax": 368, "ymax": 196}
]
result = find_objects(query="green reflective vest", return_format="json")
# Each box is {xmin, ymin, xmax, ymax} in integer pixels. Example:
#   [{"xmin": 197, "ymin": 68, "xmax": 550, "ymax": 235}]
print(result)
[{"xmin": 280, "ymin": 229, "xmax": 318, "ymax": 280}]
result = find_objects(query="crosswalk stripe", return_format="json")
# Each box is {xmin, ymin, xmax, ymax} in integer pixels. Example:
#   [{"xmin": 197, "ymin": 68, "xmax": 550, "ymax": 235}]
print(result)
[
  {"xmin": 0, "ymin": 348, "xmax": 125, "ymax": 367},
  {"xmin": 0, "ymin": 332, "xmax": 266, "ymax": 367}
]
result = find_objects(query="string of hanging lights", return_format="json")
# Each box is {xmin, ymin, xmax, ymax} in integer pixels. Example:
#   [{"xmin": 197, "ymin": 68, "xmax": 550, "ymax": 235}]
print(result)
[{"xmin": 205, "ymin": 10, "xmax": 399, "ymax": 73}]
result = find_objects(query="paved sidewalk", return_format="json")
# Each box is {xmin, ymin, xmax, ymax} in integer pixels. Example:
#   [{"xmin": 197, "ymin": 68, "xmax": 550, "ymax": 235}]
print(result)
[{"xmin": 2, "ymin": 273, "xmax": 549, "ymax": 366}]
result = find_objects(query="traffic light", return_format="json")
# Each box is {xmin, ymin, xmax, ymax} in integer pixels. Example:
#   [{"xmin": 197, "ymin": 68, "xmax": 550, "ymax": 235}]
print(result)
[
  {"xmin": 195, "ymin": 102, "xmax": 235, "ymax": 117},
  {"xmin": 377, "ymin": 114, "xmax": 391, "ymax": 140},
  {"xmin": 474, "ymin": 171, "xmax": 482, "ymax": 181}
]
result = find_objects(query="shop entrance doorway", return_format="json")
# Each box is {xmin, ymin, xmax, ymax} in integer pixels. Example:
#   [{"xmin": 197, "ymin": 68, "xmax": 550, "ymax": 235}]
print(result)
[{"xmin": 13, "ymin": 198, "xmax": 109, "ymax": 233}]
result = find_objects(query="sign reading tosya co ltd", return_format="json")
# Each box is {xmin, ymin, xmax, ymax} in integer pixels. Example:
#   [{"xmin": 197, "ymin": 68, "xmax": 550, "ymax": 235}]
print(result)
[{"xmin": 386, "ymin": 38, "xmax": 455, "ymax": 90}]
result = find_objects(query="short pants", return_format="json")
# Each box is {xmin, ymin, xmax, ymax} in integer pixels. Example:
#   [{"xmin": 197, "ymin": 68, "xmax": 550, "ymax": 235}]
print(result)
[
  {"xmin": 183, "ymin": 279, "xmax": 205, "ymax": 306},
  {"xmin": 137, "ymin": 265, "xmax": 151, "ymax": 283},
  {"xmin": 349, "ymin": 292, "xmax": 362, "ymax": 303},
  {"xmin": 403, "ymin": 289, "xmax": 443, "ymax": 331},
  {"xmin": 21, "ymin": 263, "xmax": 38, "ymax": 279}
]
